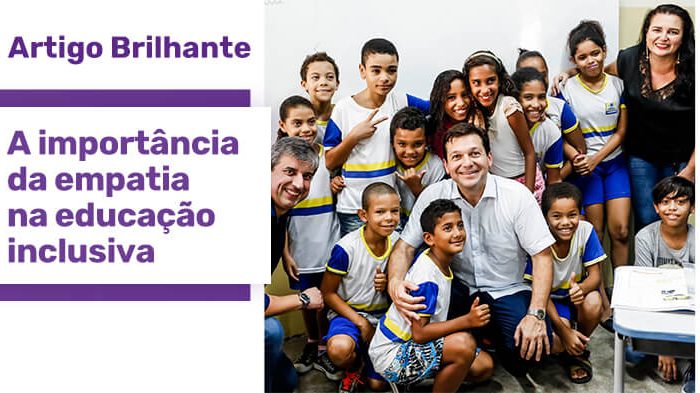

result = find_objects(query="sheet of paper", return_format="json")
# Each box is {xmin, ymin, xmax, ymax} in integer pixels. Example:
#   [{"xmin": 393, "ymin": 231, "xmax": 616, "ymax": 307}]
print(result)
[{"xmin": 612, "ymin": 267, "xmax": 695, "ymax": 312}]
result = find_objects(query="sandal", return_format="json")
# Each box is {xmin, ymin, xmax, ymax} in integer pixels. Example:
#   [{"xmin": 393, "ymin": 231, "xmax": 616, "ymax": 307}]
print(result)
[
  {"xmin": 600, "ymin": 317, "xmax": 615, "ymax": 333},
  {"xmin": 562, "ymin": 350, "xmax": 593, "ymax": 384}
]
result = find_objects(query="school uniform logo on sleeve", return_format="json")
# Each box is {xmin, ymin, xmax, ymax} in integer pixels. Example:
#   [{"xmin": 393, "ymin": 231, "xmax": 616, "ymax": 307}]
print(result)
[{"xmin": 604, "ymin": 102, "xmax": 618, "ymax": 115}]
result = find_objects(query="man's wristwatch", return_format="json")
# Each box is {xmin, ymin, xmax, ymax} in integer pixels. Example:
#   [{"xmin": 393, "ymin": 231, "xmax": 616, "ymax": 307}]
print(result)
[
  {"xmin": 527, "ymin": 308, "xmax": 546, "ymax": 320},
  {"xmin": 298, "ymin": 292, "xmax": 311, "ymax": 309}
]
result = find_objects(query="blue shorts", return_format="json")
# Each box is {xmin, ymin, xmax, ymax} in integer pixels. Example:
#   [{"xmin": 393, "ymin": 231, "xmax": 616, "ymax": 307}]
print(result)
[
  {"xmin": 325, "ymin": 316, "xmax": 383, "ymax": 381},
  {"xmin": 552, "ymin": 297, "xmax": 575, "ymax": 321},
  {"xmin": 288, "ymin": 272, "xmax": 323, "ymax": 291},
  {"xmin": 447, "ymin": 280, "xmax": 553, "ymax": 377},
  {"xmin": 570, "ymin": 154, "xmax": 631, "ymax": 207}
]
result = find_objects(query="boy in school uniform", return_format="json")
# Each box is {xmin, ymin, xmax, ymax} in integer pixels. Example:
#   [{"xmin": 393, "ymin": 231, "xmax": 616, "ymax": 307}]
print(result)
[
  {"xmin": 321, "ymin": 183, "xmax": 401, "ymax": 393},
  {"xmin": 525, "ymin": 182, "xmax": 605, "ymax": 384},
  {"xmin": 323, "ymin": 38, "xmax": 429, "ymax": 236},
  {"xmin": 391, "ymin": 106, "xmax": 446, "ymax": 229},
  {"xmin": 369, "ymin": 199, "xmax": 493, "ymax": 392},
  {"xmin": 300, "ymin": 51, "xmax": 341, "ymax": 144},
  {"xmin": 631, "ymin": 176, "xmax": 695, "ymax": 385}
]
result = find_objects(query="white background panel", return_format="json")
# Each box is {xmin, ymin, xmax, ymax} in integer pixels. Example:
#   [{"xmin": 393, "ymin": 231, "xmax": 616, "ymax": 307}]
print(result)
[{"xmin": 0, "ymin": 1, "xmax": 267, "ymax": 392}]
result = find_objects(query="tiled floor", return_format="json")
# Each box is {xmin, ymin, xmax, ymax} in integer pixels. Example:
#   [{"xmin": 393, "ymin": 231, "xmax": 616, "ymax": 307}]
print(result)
[{"xmin": 284, "ymin": 328, "xmax": 684, "ymax": 392}]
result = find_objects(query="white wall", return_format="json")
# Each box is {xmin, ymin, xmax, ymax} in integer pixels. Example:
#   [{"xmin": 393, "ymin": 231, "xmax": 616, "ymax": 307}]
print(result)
[{"xmin": 620, "ymin": 0, "xmax": 693, "ymax": 6}]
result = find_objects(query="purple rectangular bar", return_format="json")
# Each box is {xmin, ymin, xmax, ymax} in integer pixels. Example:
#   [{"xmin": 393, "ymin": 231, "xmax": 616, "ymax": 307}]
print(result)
[
  {"xmin": 0, "ymin": 284, "xmax": 250, "ymax": 301},
  {"xmin": 0, "ymin": 89, "xmax": 250, "ymax": 107}
]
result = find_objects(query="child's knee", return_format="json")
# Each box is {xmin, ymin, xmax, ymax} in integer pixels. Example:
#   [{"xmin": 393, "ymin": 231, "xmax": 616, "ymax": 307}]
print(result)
[
  {"xmin": 327, "ymin": 335, "xmax": 356, "ymax": 364},
  {"xmin": 582, "ymin": 291, "xmax": 603, "ymax": 318},
  {"xmin": 468, "ymin": 351, "xmax": 494, "ymax": 383},
  {"xmin": 367, "ymin": 378, "xmax": 387, "ymax": 391},
  {"xmin": 445, "ymin": 332, "xmax": 477, "ymax": 363},
  {"xmin": 609, "ymin": 222, "xmax": 629, "ymax": 242}
]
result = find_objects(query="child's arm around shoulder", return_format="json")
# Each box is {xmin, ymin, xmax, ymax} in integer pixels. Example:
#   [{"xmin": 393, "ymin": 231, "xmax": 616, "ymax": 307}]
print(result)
[
  {"xmin": 411, "ymin": 295, "xmax": 490, "ymax": 344},
  {"xmin": 504, "ymin": 98, "xmax": 536, "ymax": 192}
]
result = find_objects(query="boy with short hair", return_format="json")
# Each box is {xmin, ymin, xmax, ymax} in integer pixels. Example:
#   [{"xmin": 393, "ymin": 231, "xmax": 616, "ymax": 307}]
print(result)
[
  {"xmin": 369, "ymin": 199, "xmax": 494, "ymax": 392},
  {"xmin": 300, "ymin": 51, "xmax": 340, "ymax": 143},
  {"xmin": 390, "ymin": 107, "xmax": 445, "ymax": 228},
  {"xmin": 321, "ymin": 182, "xmax": 401, "ymax": 393},
  {"xmin": 324, "ymin": 38, "xmax": 429, "ymax": 235},
  {"xmin": 635, "ymin": 176, "xmax": 695, "ymax": 268},
  {"xmin": 525, "ymin": 182, "xmax": 605, "ymax": 384},
  {"xmin": 631, "ymin": 176, "xmax": 695, "ymax": 384}
]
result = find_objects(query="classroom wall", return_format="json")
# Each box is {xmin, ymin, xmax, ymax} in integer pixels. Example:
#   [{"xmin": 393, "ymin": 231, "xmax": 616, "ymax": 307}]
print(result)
[{"xmin": 268, "ymin": 1, "xmax": 696, "ymax": 337}]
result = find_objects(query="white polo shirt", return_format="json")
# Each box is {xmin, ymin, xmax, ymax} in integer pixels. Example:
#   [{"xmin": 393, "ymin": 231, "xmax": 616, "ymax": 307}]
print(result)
[{"xmin": 401, "ymin": 174, "xmax": 554, "ymax": 298}]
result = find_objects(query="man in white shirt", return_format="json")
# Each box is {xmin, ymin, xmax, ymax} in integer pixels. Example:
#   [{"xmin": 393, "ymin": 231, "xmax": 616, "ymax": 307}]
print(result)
[{"xmin": 387, "ymin": 123, "xmax": 555, "ymax": 376}]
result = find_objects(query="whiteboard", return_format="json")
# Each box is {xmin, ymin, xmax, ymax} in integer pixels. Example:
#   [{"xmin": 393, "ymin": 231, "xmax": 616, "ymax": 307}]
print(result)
[{"xmin": 265, "ymin": 0, "xmax": 619, "ymax": 138}]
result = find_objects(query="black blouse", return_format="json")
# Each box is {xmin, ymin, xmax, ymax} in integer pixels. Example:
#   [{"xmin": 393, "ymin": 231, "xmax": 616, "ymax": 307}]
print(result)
[{"xmin": 617, "ymin": 44, "xmax": 694, "ymax": 163}]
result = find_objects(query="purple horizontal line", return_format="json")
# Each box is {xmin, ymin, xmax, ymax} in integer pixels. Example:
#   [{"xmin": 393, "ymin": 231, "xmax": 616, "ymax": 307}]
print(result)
[
  {"xmin": 0, "ymin": 284, "xmax": 250, "ymax": 301},
  {"xmin": 0, "ymin": 90, "xmax": 250, "ymax": 107}
]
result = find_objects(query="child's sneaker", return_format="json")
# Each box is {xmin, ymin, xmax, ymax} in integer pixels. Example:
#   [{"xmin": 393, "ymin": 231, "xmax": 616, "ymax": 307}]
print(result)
[
  {"xmin": 338, "ymin": 370, "xmax": 364, "ymax": 393},
  {"xmin": 314, "ymin": 351, "xmax": 343, "ymax": 381},
  {"xmin": 294, "ymin": 342, "xmax": 318, "ymax": 374}
]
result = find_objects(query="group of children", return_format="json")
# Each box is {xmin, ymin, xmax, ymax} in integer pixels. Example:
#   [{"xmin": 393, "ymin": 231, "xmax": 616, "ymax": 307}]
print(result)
[{"xmin": 272, "ymin": 19, "xmax": 694, "ymax": 392}]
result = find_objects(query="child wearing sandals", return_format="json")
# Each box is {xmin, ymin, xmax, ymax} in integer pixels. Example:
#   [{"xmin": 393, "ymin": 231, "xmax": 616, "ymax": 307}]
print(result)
[
  {"xmin": 525, "ymin": 183, "xmax": 604, "ymax": 383},
  {"xmin": 369, "ymin": 199, "xmax": 493, "ymax": 392}
]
